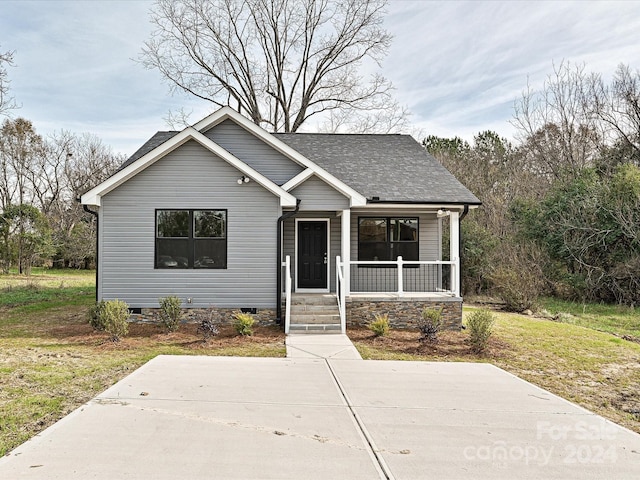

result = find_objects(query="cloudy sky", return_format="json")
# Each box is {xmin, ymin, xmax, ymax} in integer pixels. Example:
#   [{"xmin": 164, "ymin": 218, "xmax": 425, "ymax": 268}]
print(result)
[{"xmin": 1, "ymin": 0, "xmax": 639, "ymax": 156}]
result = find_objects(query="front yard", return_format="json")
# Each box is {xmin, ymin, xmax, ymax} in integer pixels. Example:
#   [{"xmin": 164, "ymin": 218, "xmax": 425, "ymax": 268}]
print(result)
[
  {"xmin": 0, "ymin": 269, "xmax": 285, "ymax": 456},
  {"xmin": 1, "ymin": 269, "xmax": 639, "ymax": 456}
]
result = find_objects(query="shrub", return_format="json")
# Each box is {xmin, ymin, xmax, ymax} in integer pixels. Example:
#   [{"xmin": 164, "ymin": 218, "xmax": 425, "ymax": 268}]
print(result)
[
  {"xmin": 159, "ymin": 296, "xmax": 183, "ymax": 332},
  {"xmin": 417, "ymin": 307, "xmax": 443, "ymax": 343},
  {"xmin": 487, "ymin": 240, "xmax": 547, "ymax": 312},
  {"xmin": 368, "ymin": 313, "xmax": 390, "ymax": 337},
  {"xmin": 490, "ymin": 266, "xmax": 543, "ymax": 312},
  {"xmin": 466, "ymin": 309, "xmax": 495, "ymax": 354},
  {"xmin": 196, "ymin": 308, "xmax": 220, "ymax": 342},
  {"xmin": 233, "ymin": 311, "xmax": 255, "ymax": 336},
  {"xmin": 90, "ymin": 299, "xmax": 129, "ymax": 342},
  {"xmin": 88, "ymin": 300, "xmax": 107, "ymax": 331}
]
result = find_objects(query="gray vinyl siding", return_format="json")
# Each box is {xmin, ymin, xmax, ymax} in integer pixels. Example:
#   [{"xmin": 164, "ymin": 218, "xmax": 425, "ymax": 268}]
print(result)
[
  {"xmin": 290, "ymin": 175, "xmax": 350, "ymax": 210},
  {"xmin": 204, "ymin": 119, "xmax": 304, "ymax": 185},
  {"xmin": 283, "ymin": 213, "xmax": 341, "ymax": 292},
  {"xmin": 349, "ymin": 211, "xmax": 440, "ymax": 292},
  {"xmin": 99, "ymin": 140, "xmax": 280, "ymax": 308}
]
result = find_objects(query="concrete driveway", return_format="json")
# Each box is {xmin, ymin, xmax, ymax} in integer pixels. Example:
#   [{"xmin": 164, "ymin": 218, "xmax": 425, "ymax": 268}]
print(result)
[{"xmin": 1, "ymin": 355, "xmax": 639, "ymax": 479}]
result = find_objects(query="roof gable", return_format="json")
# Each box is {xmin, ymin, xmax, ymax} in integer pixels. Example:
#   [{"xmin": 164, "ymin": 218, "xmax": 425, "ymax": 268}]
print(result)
[
  {"xmin": 81, "ymin": 127, "xmax": 297, "ymax": 208},
  {"xmin": 110, "ymin": 106, "xmax": 366, "ymax": 208},
  {"xmin": 203, "ymin": 118, "xmax": 304, "ymax": 185},
  {"xmin": 194, "ymin": 107, "xmax": 367, "ymax": 206}
]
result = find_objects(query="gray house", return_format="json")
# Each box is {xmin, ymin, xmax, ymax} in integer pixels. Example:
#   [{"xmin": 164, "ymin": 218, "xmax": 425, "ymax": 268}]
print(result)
[{"xmin": 81, "ymin": 107, "xmax": 480, "ymax": 333}]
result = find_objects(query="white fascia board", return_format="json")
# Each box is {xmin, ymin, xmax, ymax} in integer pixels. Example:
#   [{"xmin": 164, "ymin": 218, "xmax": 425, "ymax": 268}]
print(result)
[
  {"xmin": 80, "ymin": 128, "xmax": 196, "ymax": 206},
  {"xmin": 191, "ymin": 105, "xmax": 239, "ymax": 132},
  {"xmin": 193, "ymin": 107, "xmax": 367, "ymax": 207},
  {"xmin": 81, "ymin": 125, "xmax": 297, "ymax": 208},
  {"xmin": 281, "ymin": 168, "xmax": 314, "ymax": 191},
  {"xmin": 353, "ymin": 204, "xmax": 479, "ymax": 211},
  {"xmin": 188, "ymin": 129, "xmax": 297, "ymax": 207}
]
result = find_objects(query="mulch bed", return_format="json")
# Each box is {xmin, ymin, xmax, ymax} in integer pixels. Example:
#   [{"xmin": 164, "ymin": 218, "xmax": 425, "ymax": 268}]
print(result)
[{"xmin": 348, "ymin": 326, "xmax": 508, "ymax": 359}]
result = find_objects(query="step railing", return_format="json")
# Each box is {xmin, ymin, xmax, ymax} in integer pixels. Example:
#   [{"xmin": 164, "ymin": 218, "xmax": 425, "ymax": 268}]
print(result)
[
  {"xmin": 336, "ymin": 255, "xmax": 346, "ymax": 333},
  {"xmin": 283, "ymin": 255, "xmax": 292, "ymax": 334}
]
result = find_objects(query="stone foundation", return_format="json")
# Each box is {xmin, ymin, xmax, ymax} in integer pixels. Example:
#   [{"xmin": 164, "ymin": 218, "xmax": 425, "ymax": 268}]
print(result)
[
  {"xmin": 128, "ymin": 308, "xmax": 277, "ymax": 327},
  {"xmin": 346, "ymin": 297, "xmax": 462, "ymax": 330}
]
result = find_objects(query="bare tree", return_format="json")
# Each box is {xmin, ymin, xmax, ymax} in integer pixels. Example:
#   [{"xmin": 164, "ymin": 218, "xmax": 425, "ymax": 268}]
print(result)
[
  {"xmin": 587, "ymin": 63, "xmax": 640, "ymax": 159},
  {"xmin": 0, "ymin": 118, "xmax": 45, "ymax": 209},
  {"xmin": 512, "ymin": 61, "xmax": 601, "ymax": 181},
  {"xmin": 47, "ymin": 131, "xmax": 122, "ymax": 268},
  {"xmin": 0, "ymin": 47, "xmax": 17, "ymax": 117},
  {"xmin": 141, "ymin": 0, "xmax": 406, "ymax": 132}
]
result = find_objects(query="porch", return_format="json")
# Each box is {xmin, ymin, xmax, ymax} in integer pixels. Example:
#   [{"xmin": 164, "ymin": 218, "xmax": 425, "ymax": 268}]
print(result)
[
  {"xmin": 281, "ymin": 207, "xmax": 463, "ymax": 333},
  {"xmin": 282, "ymin": 255, "xmax": 462, "ymax": 334}
]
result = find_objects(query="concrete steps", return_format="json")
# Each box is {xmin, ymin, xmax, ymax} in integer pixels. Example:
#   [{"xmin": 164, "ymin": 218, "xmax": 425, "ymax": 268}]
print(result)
[{"xmin": 288, "ymin": 294, "xmax": 342, "ymax": 334}]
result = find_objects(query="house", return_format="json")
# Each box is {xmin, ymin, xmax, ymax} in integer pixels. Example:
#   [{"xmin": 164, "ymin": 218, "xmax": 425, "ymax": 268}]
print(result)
[{"xmin": 81, "ymin": 107, "xmax": 480, "ymax": 333}]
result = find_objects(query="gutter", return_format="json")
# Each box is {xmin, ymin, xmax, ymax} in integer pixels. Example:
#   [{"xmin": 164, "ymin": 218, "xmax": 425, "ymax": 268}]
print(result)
[
  {"xmin": 366, "ymin": 198, "xmax": 482, "ymax": 206},
  {"xmin": 276, "ymin": 199, "xmax": 301, "ymax": 325},
  {"xmin": 81, "ymin": 204, "xmax": 99, "ymax": 302}
]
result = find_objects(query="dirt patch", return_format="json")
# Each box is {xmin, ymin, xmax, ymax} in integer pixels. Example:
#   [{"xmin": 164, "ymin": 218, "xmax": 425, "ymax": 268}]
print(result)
[{"xmin": 91, "ymin": 324, "xmax": 285, "ymax": 350}]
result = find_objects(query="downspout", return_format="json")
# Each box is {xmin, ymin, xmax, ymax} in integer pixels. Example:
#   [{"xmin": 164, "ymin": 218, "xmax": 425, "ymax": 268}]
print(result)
[
  {"xmin": 276, "ymin": 199, "xmax": 301, "ymax": 325},
  {"xmin": 458, "ymin": 204, "xmax": 469, "ymax": 298},
  {"xmin": 82, "ymin": 204, "xmax": 99, "ymax": 302}
]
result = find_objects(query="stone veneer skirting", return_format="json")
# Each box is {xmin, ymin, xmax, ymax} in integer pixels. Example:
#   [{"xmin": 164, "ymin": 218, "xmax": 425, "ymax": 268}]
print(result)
[
  {"xmin": 126, "ymin": 299, "xmax": 462, "ymax": 330},
  {"xmin": 346, "ymin": 297, "xmax": 463, "ymax": 330},
  {"xmin": 128, "ymin": 308, "xmax": 277, "ymax": 327}
]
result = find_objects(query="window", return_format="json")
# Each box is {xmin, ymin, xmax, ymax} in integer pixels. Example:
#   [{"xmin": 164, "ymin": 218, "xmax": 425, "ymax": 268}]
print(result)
[
  {"xmin": 358, "ymin": 217, "xmax": 418, "ymax": 262},
  {"xmin": 156, "ymin": 209, "xmax": 227, "ymax": 269}
]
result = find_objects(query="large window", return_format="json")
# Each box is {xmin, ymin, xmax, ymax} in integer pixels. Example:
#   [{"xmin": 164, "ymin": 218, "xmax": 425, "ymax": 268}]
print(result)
[
  {"xmin": 358, "ymin": 217, "xmax": 418, "ymax": 262},
  {"xmin": 156, "ymin": 209, "xmax": 227, "ymax": 269}
]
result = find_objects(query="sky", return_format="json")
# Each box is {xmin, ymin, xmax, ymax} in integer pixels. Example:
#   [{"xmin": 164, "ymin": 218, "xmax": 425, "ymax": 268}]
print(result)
[{"xmin": 1, "ymin": 0, "xmax": 639, "ymax": 157}]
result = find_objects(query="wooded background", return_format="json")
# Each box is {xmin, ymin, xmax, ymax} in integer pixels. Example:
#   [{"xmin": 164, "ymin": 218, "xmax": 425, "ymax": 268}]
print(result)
[{"xmin": 1, "ymin": 0, "xmax": 638, "ymax": 309}]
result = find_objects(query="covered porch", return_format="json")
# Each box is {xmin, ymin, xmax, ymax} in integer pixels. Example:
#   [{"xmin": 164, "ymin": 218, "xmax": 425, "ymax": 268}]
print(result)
[{"xmin": 282, "ymin": 207, "xmax": 464, "ymax": 333}]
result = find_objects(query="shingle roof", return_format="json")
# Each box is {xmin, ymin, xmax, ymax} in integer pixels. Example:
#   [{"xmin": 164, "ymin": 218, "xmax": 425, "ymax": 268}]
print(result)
[
  {"xmin": 119, "ymin": 131, "xmax": 178, "ymax": 170},
  {"xmin": 120, "ymin": 130, "xmax": 480, "ymax": 205},
  {"xmin": 275, "ymin": 133, "xmax": 480, "ymax": 204}
]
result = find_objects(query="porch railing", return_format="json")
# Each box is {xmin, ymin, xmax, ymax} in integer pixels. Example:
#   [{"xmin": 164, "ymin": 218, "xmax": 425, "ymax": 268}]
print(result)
[
  {"xmin": 336, "ymin": 256, "xmax": 459, "ymax": 297},
  {"xmin": 335, "ymin": 255, "xmax": 346, "ymax": 333},
  {"xmin": 283, "ymin": 255, "xmax": 292, "ymax": 334}
]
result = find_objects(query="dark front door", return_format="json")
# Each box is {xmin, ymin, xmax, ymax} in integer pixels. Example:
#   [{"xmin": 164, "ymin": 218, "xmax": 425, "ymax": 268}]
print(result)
[{"xmin": 298, "ymin": 221, "xmax": 328, "ymax": 289}]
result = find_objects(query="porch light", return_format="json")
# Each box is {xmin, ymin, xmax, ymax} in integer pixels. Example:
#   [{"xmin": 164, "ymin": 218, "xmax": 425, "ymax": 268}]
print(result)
[
  {"xmin": 237, "ymin": 175, "xmax": 250, "ymax": 185},
  {"xmin": 437, "ymin": 209, "xmax": 450, "ymax": 218}
]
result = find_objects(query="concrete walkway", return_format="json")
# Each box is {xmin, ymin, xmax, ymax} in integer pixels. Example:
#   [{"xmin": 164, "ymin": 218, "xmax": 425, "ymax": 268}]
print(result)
[
  {"xmin": 285, "ymin": 334, "xmax": 362, "ymax": 359},
  {"xmin": 2, "ymin": 355, "xmax": 640, "ymax": 479}
]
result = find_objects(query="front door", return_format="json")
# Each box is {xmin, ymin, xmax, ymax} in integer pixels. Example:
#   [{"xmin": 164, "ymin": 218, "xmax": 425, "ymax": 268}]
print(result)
[{"xmin": 297, "ymin": 221, "xmax": 328, "ymax": 289}]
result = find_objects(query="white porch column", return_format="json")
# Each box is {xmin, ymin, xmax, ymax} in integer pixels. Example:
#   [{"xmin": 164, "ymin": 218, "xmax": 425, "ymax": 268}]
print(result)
[
  {"xmin": 341, "ymin": 208, "xmax": 351, "ymax": 296},
  {"xmin": 449, "ymin": 210, "xmax": 460, "ymax": 297}
]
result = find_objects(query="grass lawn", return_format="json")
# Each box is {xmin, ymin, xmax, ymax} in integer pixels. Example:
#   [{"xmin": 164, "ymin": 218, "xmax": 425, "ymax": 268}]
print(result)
[
  {"xmin": 0, "ymin": 269, "xmax": 285, "ymax": 456},
  {"xmin": 349, "ymin": 306, "xmax": 640, "ymax": 436},
  {"xmin": 2, "ymin": 271, "xmax": 639, "ymax": 456},
  {"xmin": 538, "ymin": 296, "xmax": 640, "ymax": 338}
]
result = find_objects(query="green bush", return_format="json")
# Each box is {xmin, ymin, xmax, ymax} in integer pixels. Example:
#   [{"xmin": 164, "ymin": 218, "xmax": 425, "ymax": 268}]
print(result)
[
  {"xmin": 466, "ymin": 309, "xmax": 495, "ymax": 353},
  {"xmin": 368, "ymin": 313, "xmax": 390, "ymax": 337},
  {"xmin": 88, "ymin": 300, "xmax": 107, "ymax": 331},
  {"xmin": 159, "ymin": 296, "xmax": 183, "ymax": 332},
  {"xmin": 417, "ymin": 307, "xmax": 443, "ymax": 343},
  {"xmin": 89, "ymin": 299, "xmax": 129, "ymax": 342},
  {"xmin": 233, "ymin": 311, "xmax": 255, "ymax": 336}
]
